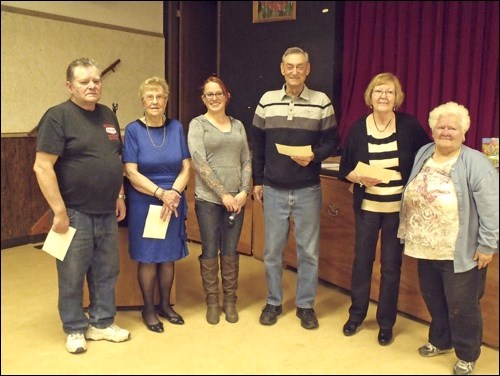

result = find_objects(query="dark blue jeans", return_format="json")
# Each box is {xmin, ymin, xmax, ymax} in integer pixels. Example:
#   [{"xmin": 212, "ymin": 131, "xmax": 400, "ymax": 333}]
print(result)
[
  {"xmin": 56, "ymin": 209, "xmax": 119, "ymax": 333},
  {"xmin": 349, "ymin": 210, "xmax": 402, "ymax": 329},
  {"xmin": 418, "ymin": 259, "xmax": 486, "ymax": 362},
  {"xmin": 195, "ymin": 199, "xmax": 245, "ymax": 259}
]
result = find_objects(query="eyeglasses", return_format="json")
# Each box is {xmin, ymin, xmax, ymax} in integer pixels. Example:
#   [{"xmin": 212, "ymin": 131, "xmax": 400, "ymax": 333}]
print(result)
[
  {"xmin": 144, "ymin": 94, "xmax": 167, "ymax": 102},
  {"xmin": 372, "ymin": 89, "xmax": 395, "ymax": 97},
  {"xmin": 203, "ymin": 92, "xmax": 225, "ymax": 99}
]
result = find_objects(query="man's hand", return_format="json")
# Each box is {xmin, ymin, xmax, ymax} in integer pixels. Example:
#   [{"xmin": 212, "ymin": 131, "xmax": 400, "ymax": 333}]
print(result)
[
  {"xmin": 253, "ymin": 185, "xmax": 263, "ymax": 205},
  {"xmin": 116, "ymin": 198, "xmax": 126, "ymax": 221},
  {"xmin": 52, "ymin": 212, "xmax": 70, "ymax": 234},
  {"xmin": 291, "ymin": 153, "xmax": 314, "ymax": 167}
]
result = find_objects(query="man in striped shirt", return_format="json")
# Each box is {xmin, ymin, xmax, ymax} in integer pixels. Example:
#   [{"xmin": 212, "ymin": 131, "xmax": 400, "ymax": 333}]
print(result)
[{"xmin": 252, "ymin": 47, "xmax": 338, "ymax": 330}]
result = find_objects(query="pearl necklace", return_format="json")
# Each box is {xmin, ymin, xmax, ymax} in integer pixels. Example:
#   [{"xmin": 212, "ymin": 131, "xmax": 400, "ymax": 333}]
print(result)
[
  {"xmin": 145, "ymin": 116, "xmax": 166, "ymax": 148},
  {"xmin": 372, "ymin": 114, "xmax": 393, "ymax": 132}
]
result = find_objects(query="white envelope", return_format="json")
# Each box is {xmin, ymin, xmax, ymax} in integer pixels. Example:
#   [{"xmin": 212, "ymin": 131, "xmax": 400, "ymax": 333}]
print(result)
[
  {"xmin": 42, "ymin": 226, "xmax": 76, "ymax": 261},
  {"xmin": 353, "ymin": 161, "xmax": 396, "ymax": 184},
  {"xmin": 275, "ymin": 143, "xmax": 313, "ymax": 157},
  {"xmin": 143, "ymin": 205, "xmax": 171, "ymax": 239}
]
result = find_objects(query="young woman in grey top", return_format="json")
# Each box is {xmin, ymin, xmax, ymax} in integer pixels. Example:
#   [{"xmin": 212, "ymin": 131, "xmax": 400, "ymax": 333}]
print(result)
[{"xmin": 187, "ymin": 76, "xmax": 252, "ymax": 325}]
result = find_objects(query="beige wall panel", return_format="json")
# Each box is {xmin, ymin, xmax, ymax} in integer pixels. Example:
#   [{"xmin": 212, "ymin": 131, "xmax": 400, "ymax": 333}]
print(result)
[
  {"xmin": 1, "ymin": 10, "xmax": 165, "ymax": 134},
  {"xmin": 1, "ymin": 1, "xmax": 163, "ymax": 34}
]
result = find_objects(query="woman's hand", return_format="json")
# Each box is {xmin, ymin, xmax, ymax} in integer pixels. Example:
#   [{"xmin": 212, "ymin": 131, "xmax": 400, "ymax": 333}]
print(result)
[
  {"xmin": 222, "ymin": 193, "xmax": 240, "ymax": 213},
  {"xmin": 159, "ymin": 189, "xmax": 180, "ymax": 215},
  {"xmin": 234, "ymin": 191, "xmax": 248, "ymax": 209},
  {"xmin": 160, "ymin": 204, "xmax": 176, "ymax": 220},
  {"xmin": 359, "ymin": 176, "xmax": 382, "ymax": 188},
  {"xmin": 474, "ymin": 250, "xmax": 493, "ymax": 269}
]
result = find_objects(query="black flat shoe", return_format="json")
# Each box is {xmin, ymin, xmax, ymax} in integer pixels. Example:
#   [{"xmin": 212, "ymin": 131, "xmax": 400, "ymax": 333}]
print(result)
[
  {"xmin": 142, "ymin": 313, "xmax": 164, "ymax": 333},
  {"xmin": 158, "ymin": 307, "xmax": 185, "ymax": 325},
  {"xmin": 343, "ymin": 320, "xmax": 360, "ymax": 336},
  {"xmin": 378, "ymin": 328, "xmax": 393, "ymax": 346}
]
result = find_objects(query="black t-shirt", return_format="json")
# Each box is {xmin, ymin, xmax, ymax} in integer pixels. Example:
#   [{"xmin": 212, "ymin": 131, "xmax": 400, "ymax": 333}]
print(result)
[{"xmin": 36, "ymin": 100, "xmax": 123, "ymax": 214}]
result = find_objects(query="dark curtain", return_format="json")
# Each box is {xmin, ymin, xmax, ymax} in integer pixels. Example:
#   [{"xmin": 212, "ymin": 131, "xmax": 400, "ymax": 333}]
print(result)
[{"xmin": 338, "ymin": 1, "xmax": 499, "ymax": 151}]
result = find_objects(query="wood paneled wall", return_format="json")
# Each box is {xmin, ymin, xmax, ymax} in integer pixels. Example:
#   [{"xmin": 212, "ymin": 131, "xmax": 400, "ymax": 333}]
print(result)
[{"xmin": 1, "ymin": 136, "xmax": 48, "ymax": 248}]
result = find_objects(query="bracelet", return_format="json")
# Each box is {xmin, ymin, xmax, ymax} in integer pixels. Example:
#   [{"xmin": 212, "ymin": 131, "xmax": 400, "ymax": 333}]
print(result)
[
  {"xmin": 158, "ymin": 188, "xmax": 166, "ymax": 201},
  {"xmin": 153, "ymin": 186, "xmax": 160, "ymax": 198},
  {"xmin": 171, "ymin": 188, "xmax": 181, "ymax": 196},
  {"xmin": 118, "ymin": 194, "xmax": 126, "ymax": 200}
]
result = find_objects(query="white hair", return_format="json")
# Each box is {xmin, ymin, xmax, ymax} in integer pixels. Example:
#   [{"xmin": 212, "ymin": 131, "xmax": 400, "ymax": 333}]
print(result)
[{"xmin": 428, "ymin": 101, "xmax": 470, "ymax": 133}]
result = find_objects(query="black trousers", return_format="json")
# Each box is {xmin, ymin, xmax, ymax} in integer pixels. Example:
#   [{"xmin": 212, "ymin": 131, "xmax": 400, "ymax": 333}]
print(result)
[
  {"xmin": 418, "ymin": 259, "xmax": 486, "ymax": 362},
  {"xmin": 348, "ymin": 211, "xmax": 402, "ymax": 329}
]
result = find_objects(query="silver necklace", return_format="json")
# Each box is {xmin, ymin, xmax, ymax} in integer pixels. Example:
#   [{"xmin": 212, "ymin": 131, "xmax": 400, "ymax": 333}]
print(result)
[
  {"xmin": 145, "ymin": 116, "xmax": 166, "ymax": 148},
  {"xmin": 372, "ymin": 114, "xmax": 393, "ymax": 132}
]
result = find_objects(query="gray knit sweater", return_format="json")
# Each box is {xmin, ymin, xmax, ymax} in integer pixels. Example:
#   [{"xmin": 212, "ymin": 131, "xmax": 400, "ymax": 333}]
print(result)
[{"xmin": 187, "ymin": 115, "xmax": 252, "ymax": 204}]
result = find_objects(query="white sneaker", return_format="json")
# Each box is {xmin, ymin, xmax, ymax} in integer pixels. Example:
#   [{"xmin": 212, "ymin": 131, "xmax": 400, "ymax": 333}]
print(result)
[
  {"xmin": 66, "ymin": 332, "xmax": 87, "ymax": 354},
  {"xmin": 85, "ymin": 324, "xmax": 131, "ymax": 342},
  {"xmin": 453, "ymin": 359, "xmax": 476, "ymax": 375}
]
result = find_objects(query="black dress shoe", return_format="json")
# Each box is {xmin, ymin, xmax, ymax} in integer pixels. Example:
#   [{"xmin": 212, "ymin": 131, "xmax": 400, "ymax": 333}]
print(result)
[
  {"xmin": 342, "ymin": 320, "xmax": 360, "ymax": 336},
  {"xmin": 296, "ymin": 308, "xmax": 319, "ymax": 330},
  {"xmin": 141, "ymin": 313, "xmax": 164, "ymax": 333},
  {"xmin": 158, "ymin": 307, "xmax": 185, "ymax": 325},
  {"xmin": 378, "ymin": 328, "xmax": 393, "ymax": 346}
]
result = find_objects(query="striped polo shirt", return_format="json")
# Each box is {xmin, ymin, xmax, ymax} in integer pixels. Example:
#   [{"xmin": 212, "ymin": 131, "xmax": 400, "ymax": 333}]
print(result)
[{"xmin": 252, "ymin": 84, "xmax": 338, "ymax": 189}]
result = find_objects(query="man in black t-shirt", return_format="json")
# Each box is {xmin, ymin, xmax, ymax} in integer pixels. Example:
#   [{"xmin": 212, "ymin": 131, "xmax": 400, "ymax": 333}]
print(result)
[{"xmin": 34, "ymin": 58, "xmax": 130, "ymax": 354}]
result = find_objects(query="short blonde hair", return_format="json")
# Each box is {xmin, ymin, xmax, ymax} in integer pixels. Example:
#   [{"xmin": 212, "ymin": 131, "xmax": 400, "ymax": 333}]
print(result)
[
  {"xmin": 364, "ymin": 72, "xmax": 405, "ymax": 109},
  {"xmin": 428, "ymin": 101, "xmax": 470, "ymax": 133},
  {"xmin": 139, "ymin": 76, "xmax": 169, "ymax": 99}
]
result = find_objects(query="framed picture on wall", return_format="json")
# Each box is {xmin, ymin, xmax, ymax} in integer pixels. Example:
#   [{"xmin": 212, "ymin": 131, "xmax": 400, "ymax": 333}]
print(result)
[{"xmin": 252, "ymin": 1, "xmax": 296, "ymax": 23}]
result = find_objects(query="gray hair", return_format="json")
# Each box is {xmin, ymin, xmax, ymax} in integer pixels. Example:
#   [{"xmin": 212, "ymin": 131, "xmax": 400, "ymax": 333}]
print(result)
[
  {"xmin": 428, "ymin": 101, "xmax": 471, "ymax": 133},
  {"xmin": 282, "ymin": 47, "xmax": 309, "ymax": 63},
  {"xmin": 66, "ymin": 58, "xmax": 99, "ymax": 82}
]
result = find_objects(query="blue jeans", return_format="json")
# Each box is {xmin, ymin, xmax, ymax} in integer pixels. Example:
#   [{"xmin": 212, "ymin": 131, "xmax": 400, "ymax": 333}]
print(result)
[
  {"xmin": 418, "ymin": 259, "xmax": 486, "ymax": 362},
  {"xmin": 56, "ymin": 209, "xmax": 119, "ymax": 333},
  {"xmin": 349, "ymin": 211, "xmax": 402, "ymax": 329},
  {"xmin": 262, "ymin": 184, "xmax": 322, "ymax": 308},
  {"xmin": 195, "ymin": 199, "xmax": 245, "ymax": 259}
]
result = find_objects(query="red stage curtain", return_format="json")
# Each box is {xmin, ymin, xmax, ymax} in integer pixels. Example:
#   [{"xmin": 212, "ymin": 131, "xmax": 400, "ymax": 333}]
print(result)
[{"xmin": 339, "ymin": 1, "xmax": 498, "ymax": 151}]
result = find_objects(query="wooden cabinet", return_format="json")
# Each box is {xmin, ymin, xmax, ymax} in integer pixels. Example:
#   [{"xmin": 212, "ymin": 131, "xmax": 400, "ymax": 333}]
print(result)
[
  {"xmin": 251, "ymin": 175, "xmax": 499, "ymax": 348},
  {"xmin": 482, "ymin": 256, "xmax": 499, "ymax": 347},
  {"xmin": 317, "ymin": 176, "xmax": 356, "ymax": 290},
  {"xmin": 185, "ymin": 164, "xmax": 253, "ymax": 255},
  {"xmin": 83, "ymin": 227, "xmax": 174, "ymax": 308},
  {"xmin": 251, "ymin": 200, "xmax": 264, "ymax": 260}
]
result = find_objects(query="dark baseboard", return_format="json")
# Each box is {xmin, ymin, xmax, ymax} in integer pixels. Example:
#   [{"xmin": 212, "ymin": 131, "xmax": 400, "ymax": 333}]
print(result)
[{"xmin": 1, "ymin": 234, "xmax": 47, "ymax": 250}]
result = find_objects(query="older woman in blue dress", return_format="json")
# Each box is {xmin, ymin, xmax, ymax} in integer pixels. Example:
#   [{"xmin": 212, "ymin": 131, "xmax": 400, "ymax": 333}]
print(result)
[{"xmin": 123, "ymin": 77, "xmax": 191, "ymax": 333}]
